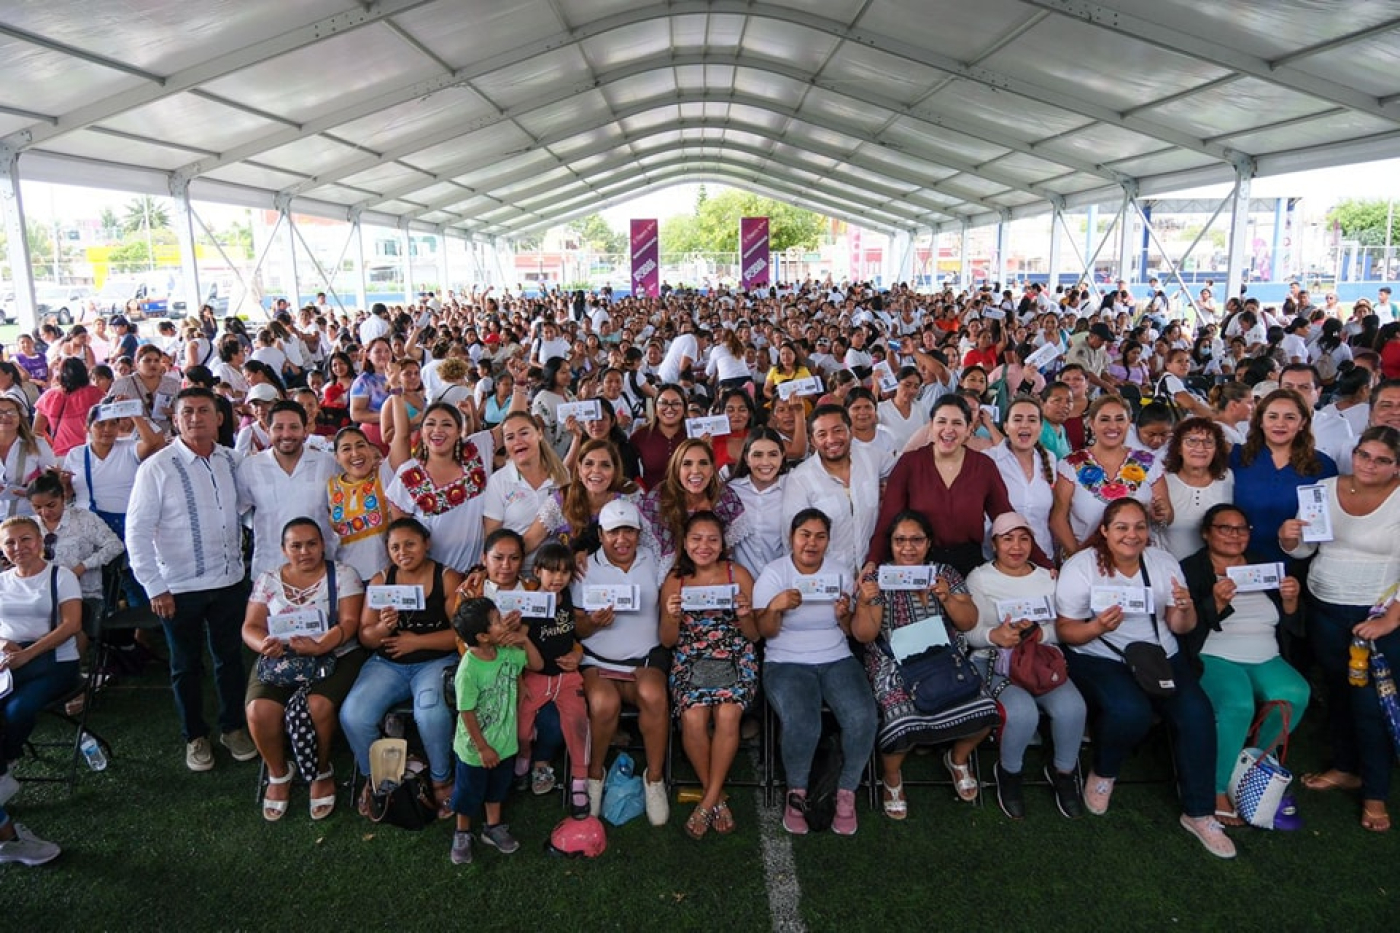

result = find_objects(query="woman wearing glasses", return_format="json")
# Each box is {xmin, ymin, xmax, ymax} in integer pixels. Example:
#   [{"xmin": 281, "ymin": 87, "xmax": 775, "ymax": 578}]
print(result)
[
  {"xmin": 1179, "ymin": 503, "xmax": 1308, "ymax": 826},
  {"xmin": 1151, "ymin": 418, "xmax": 1234, "ymax": 561},
  {"xmin": 1280, "ymin": 426, "xmax": 1400, "ymax": 832}
]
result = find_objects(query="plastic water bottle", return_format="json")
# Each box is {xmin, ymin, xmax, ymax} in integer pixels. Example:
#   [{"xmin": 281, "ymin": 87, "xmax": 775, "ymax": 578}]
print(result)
[{"xmin": 80, "ymin": 732, "xmax": 107, "ymax": 771}]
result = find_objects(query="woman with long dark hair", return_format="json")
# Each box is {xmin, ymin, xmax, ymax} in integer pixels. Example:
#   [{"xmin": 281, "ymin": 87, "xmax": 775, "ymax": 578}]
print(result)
[{"xmin": 33, "ymin": 358, "xmax": 103, "ymax": 457}]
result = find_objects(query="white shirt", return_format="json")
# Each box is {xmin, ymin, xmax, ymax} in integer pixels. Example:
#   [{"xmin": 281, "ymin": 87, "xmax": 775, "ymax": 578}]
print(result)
[
  {"xmin": 1055, "ymin": 547, "xmax": 1184, "ymax": 662},
  {"xmin": 852, "ymin": 428, "xmax": 900, "ymax": 479},
  {"xmin": 706, "ymin": 344, "xmax": 751, "ymax": 382},
  {"xmin": 235, "ymin": 446, "xmax": 339, "ymax": 577},
  {"xmin": 877, "ymin": 399, "xmax": 929, "ymax": 454},
  {"xmin": 384, "ymin": 430, "xmax": 497, "ymax": 571},
  {"xmin": 752, "ymin": 554, "xmax": 851, "ymax": 665},
  {"xmin": 533, "ymin": 336, "xmax": 571, "ymax": 364},
  {"xmin": 1312, "ymin": 408, "xmax": 1356, "ymax": 476},
  {"xmin": 63, "ymin": 438, "xmax": 143, "ymax": 516},
  {"xmin": 211, "ymin": 362, "xmax": 250, "ymax": 397},
  {"xmin": 235, "ymin": 422, "xmax": 271, "ymax": 458},
  {"xmin": 0, "ymin": 564, "xmax": 82, "ymax": 663},
  {"xmin": 481, "ymin": 461, "xmax": 557, "ymax": 567},
  {"xmin": 728, "ymin": 475, "xmax": 787, "ymax": 579},
  {"xmin": 780, "ymin": 446, "xmax": 881, "ymax": 578},
  {"xmin": 965, "ymin": 563, "xmax": 1059, "ymax": 650},
  {"xmin": 358, "ymin": 315, "xmax": 391, "ymax": 346},
  {"xmin": 985, "ymin": 441, "xmax": 1056, "ymax": 559},
  {"xmin": 658, "ymin": 333, "xmax": 698, "ymax": 384},
  {"xmin": 572, "ymin": 548, "xmax": 664, "ymax": 673},
  {"xmin": 126, "ymin": 439, "xmax": 246, "ymax": 597}
]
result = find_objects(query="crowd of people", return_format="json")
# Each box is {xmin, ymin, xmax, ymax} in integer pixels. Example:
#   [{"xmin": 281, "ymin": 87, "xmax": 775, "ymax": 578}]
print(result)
[{"xmin": 1, "ymin": 276, "xmax": 1399, "ymax": 867}]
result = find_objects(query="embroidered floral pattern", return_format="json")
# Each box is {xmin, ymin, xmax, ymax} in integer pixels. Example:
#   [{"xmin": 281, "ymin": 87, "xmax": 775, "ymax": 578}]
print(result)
[
  {"xmin": 328, "ymin": 475, "xmax": 388, "ymax": 543},
  {"xmin": 1066, "ymin": 447, "xmax": 1155, "ymax": 504},
  {"xmin": 398, "ymin": 443, "xmax": 487, "ymax": 517}
]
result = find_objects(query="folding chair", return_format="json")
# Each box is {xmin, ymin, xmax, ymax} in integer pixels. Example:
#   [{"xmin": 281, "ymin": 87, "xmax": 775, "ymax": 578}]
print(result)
[{"xmin": 22, "ymin": 600, "xmax": 111, "ymax": 794}]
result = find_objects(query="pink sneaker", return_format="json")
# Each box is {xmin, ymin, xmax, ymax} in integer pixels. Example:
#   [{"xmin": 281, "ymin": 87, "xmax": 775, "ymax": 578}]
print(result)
[
  {"xmin": 832, "ymin": 789, "xmax": 858, "ymax": 836},
  {"xmin": 782, "ymin": 790, "xmax": 808, "ymax": 835},
  {"xmin": 1083, "ymin": 771, "xmax": 1116, "ymax": 816},
  {"xmin": 1180, "ymin": 814, "xmax": 1237, "ymax": 859}
]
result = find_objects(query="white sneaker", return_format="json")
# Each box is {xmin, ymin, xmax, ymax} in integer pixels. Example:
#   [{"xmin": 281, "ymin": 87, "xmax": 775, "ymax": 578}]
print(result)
[
  {"xmin": 644, "ymin": 775, "xmax": 669, "ymax": 826},
  {"xmin": 0, "ymin": 772, "xmax": 19, "ymax": 807},
  {"xmin": 587, "ymin": 778, "xmax": 605, "ymax": 818},
  {"xmin": 0, "ymin": 823, "xmax": 61, "ymax": 866},
  {"xmin": 186, "ymin": 737, "xmax": 214, "ymax": 772}
]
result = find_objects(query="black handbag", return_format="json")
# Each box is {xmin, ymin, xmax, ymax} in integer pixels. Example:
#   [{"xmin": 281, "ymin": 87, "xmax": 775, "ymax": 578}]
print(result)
[
  {"xmin": 900, "ymin": 644, "xmax": 982, "ymax": 714},
  {"xmin": 1100, "ymin": 559, "xmax": 1177, "ymax": 699},
  {"xmin": 367, "ymin": 770, "xmax": 437, "ymax": 831}
]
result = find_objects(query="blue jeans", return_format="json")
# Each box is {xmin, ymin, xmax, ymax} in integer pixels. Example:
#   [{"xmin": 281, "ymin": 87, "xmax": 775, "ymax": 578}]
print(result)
[
  {"xmin": 161, "ymin": 582, "xmax": 249, "ymax": 742},
  {"xmin": 765, "ymin": 657, "xmax": 878, "ymax": 792},
  {"xmin": 1, "ymin": 650, "xmax": 80, "ymax": 763},
  {"xmin": 1066, "ymin": 649, "xmax": 1217, "ymax": 818},
  {"xmin": 1310, "ymin": 597, "xmax": 1400, "ymax": 800},
  {"xmin": 340, "ymin": 653, "xmax": 458, "ymax": 783}
]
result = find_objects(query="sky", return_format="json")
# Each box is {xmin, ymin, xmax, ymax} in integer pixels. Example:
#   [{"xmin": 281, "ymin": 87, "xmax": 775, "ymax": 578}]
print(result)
[{"xmin": 17, "ymin": 157, "xmax": 1400, "ymax": 233}]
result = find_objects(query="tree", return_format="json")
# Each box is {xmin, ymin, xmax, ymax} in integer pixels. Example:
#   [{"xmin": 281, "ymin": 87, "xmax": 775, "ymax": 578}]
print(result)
[
  {"xmin": 567, "ymin": 214, "xmax": 626, "ymax": 254},
  {"xmin": 122, "ymin": 196, "xmax": 171, "ymax": 235},
  {"xmin": 659, "ymin": 189, "xmax": 825, "ymax": 256},
  {"xmin": 1327, "ymin": 198, "xmax": 1395, "ymax": 247},
  {"xmin": 98, "ymin": 207, "xmax": 121, "ymax": 241}
]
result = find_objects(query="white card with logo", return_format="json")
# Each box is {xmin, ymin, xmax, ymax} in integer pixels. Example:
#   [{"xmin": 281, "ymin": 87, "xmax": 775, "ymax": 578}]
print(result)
[
  {"xmin": 878, "ymin": 564, "xmax": 933, "ymax": 591},
  {"xmin": 795, "ymin": 573, "xmax": 843, "ymax": 601},
  {"xmin": 1090, "ymin": 586, "xmax": 1155, "ymax": 615},
  {"xmin": 495, "ymin": 590, "xmax": 556, "ymax": 618},
  {"xmin": 1297, "ymin": 484, "xmax": 1333, "ymax": 542},
  {"xmin": 557, "ymin": 400, "xmax": 602, "ymax": 422},
  {"xmin": 1022, "ymin": 342, "xmax": 1063, "ymax": 369},
  {"xmin": 366, "ymin": 584, "xmax": 425, "ymax": 611},
  {"xmin": 981, "ymin": 307, "xmax": 1006, "ymax": 320},
  {"xmin": 777, "ymin": 376, "xmax": 825, "ymax": 400},
  {"xmin": 266, "ymin": 608, "xmax": 327, "ymax": 642},
  {"xmin": 872, "ymin": 361, "xmax": 899, "ymax": 394},
  {"xmin": 680, "ymin": 585, "xmax": 737, "ymax": 611},
  {"xmin": 685, "ymin": 414, "xmax": 731, "ymax": 439},
  {"xmin": 152, "ymin": 392, "xmax": 175, "ymax": 417},
  {"xmin": 581, "ymin": 584, "xmax": 640, "ymax": 612},
  {"xmin": 96, "ymin": 399, "xmax": 144, "ymax": 422},
  {"xmin": 1226, "ymin": 562, "xmax": 1285, "ymax": 593},
  {"xmin": 980, "ymin": 404, "xmax": 1001, "ymax": 426},
  {"xmin": 995, "ymin": 595, "xmax": 1056, "ymax": 624}
]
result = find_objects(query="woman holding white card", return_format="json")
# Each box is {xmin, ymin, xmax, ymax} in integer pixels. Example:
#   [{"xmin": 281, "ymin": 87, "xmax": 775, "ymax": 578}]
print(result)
[
  {"xmin": 530, "ymin": 357, "xmax": 576, "ymax": 460},
  {"xmin": 852, "ymin": 510, "xmax": 998, "ymax": 818},
  {"xmin": 243, "ymin": 519, "xmax": 367, "ymax": 821},
  {"xmin": 659, "ymin": 511, "xmax": 758, "ymax": 838},
  {"xmin": 1179, "ymin": 503, "xmax": 1307, "ymax": 827},
  {"xmin": 1054, "ymin": 499, "xmax": 1235, "ymax": 859},
  {"xmin": 1280, "ymin": 426, "xmax": 1400, "ymax": 832},
  {"xmin": 968, "ymin": 513, "xmax": 1086, "ymax": 821},
  {"xmin": 341, "ymin": 517, "xmax": 464, "ymax": 819},
  {"xmin": 755, "ymin": 509, "xmax": 876, "ymax": 836},
  {"xmin": 728, "ymin": 429, "xmax": 791, "ymax": 579}
]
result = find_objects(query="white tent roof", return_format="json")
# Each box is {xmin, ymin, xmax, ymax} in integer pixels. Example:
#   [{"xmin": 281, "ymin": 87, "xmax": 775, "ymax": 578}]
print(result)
[{"xmin": 5, "ymin": 0, "xmax": 1399, "ymax": 238}]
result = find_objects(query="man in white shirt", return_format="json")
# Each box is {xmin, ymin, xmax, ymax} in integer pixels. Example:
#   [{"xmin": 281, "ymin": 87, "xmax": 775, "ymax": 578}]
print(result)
[
  {"xmin": 235, "ymin": 401, "xmax": 338, "ymax": 577},
  {"xmin": 657, "ymin": 323, "xmax": 698, "ymax": 385},
  {"xmin": 357, "ymin": 303, "xmax": 391, "ymax": 346},
  {"xmin": 1279, "ymin": 365, "xmax": 1355, "ymax": 475},
  {"xmin": 125, "ymin": 388, "xmax": 256, "ymax": 772},
  {"xmin": 780, "ymin": 405, "xmax": 881, "ymax": 578}
]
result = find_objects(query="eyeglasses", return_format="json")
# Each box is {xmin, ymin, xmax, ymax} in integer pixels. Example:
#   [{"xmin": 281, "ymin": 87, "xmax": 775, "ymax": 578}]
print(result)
[
  {"xmin": 1353, "ymin": 449, "xmax": 1398, "ymax": 467},
  {"xmin": 43, "ymin": 532, "xmax": 57, "ymax": 561},
  {"xmin": 1182, "ymin": 436, "xmax": 1216, "ymax": 449},
  {"xmin": 656, "ymin": 400, "xmax": 684, "ymax": 409},
  {"xmin": 0, "ymin": 410, "xmax": 19, "ymax": 421},
  {"xmin": 892, "ymin": 535, "xmax": 928, "ymax": 547},
  {"xmin": 1209, "ymin": 524, "xmax": 1251, "ymax": 536}
]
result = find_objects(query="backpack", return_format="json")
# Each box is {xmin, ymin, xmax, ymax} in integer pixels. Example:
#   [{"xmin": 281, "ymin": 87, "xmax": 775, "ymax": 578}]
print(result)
[
  {"xmin": 801, "ymin": 737, "xmax": 844, "ymax": 832},
  {"xmin": 1315, "ymin": 347, "xmax": 1339, "ymax": 384}
]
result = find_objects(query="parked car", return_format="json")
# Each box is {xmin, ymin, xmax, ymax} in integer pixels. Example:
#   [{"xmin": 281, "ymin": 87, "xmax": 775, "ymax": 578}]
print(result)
[{"xmin": 34, "ymin": 284, "xmax": 94, "ymax": 325}]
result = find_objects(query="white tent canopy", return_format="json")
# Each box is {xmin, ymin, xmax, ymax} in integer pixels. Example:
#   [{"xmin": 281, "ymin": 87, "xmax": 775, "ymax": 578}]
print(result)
[{"xmin": 3, "ymin": 0, "xmax": 1399, "ymax": 305}]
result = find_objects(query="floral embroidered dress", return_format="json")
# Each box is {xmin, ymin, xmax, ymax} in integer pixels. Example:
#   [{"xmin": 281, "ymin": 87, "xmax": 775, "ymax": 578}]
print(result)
[
  {"xmin": 860, "ymin": 564, "xmax": 999, "ymax": 754},
  {"xmin": 669, "ymin": 563, "xmax": 757, "ymax": 713},
  {"xmin": 328, "ymin": 462, "xmax": 394, "ymax": 582},
  {"xmin": 386, "ymin": 428, "xmax": 496, "ymax": 570},
  {"xmin": 1057, "ymin": 446, "xmax": 1159, "ymax": 544}
]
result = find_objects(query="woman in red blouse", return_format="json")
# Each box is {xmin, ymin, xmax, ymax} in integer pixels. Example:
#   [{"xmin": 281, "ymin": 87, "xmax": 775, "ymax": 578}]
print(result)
[{"xmin": 866, "ymin": 395, "xmax": 1026, "ymax": 578}]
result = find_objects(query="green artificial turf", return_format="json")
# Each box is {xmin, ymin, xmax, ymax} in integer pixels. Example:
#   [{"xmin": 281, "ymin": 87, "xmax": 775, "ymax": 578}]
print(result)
[{"xmin": 6, "ymin": 661, "xmax": 1398, "ymax": 933}]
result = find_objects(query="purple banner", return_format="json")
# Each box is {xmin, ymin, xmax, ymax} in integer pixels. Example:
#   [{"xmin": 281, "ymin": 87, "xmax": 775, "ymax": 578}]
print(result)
[
  {"xmin": 740, "ymin": 216, "xmax": 770, "ymax": 290},
  {"xmin": 630, "ymin": 218, "xmax": 659, "ymax": 298}
]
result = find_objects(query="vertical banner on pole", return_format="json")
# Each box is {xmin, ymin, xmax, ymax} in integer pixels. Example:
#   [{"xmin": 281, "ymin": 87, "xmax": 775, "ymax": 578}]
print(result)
[
  {"xmin": 849, "ymin": 227, "xmax": 863, "ymax": 281},
  {"xmin": 630, "ymin": 219, "xmax": 659, "ymax": 298},
  {"xmin": 740, "ymin": 217, "xmax": 770, "ymax": 291}
]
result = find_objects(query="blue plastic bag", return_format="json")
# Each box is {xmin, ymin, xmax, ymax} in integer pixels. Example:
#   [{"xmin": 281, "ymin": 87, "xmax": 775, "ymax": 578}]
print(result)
[{"xmin": 601, "ymin": 752, "xmax": 645, "ymax": 826}]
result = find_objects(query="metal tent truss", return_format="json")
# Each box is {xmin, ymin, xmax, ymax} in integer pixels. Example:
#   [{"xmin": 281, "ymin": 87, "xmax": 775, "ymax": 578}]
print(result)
[{"xmin": 3, "ymin": 0, "xmax": 1399, "ymax": 321}]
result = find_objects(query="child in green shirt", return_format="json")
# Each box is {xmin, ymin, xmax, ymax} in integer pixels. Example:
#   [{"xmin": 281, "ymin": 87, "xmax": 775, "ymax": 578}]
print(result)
[{"xmin": 447, "ymin": 597, "xmax": 542, "ymax": 865}]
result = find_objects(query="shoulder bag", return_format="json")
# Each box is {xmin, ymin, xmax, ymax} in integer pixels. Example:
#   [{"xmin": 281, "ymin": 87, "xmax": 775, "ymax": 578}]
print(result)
[{"xmin": 1099, "ymin": 558, "xmax": 1177, "ymax": 699}]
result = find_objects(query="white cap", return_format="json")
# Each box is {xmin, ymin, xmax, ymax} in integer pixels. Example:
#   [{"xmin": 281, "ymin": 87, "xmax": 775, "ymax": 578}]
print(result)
[
  {"xmin": 247, "ymin": 383, "xmax": 279, "ymax": 403},
  {"xmin": 598, "ymin": 498, "xmax": 642, "ymax": 531}
]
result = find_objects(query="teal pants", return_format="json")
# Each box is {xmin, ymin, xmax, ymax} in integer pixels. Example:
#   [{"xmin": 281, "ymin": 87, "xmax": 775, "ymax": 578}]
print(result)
[{"xmin": 1198, "ymin": 655, "xmax": 1310, "ymax": 794}]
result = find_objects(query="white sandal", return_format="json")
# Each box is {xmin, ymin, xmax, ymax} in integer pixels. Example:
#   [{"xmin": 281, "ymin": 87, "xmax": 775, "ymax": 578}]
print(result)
[
  {"xmin": 263, "ymin": 769, "xmax": 293, "ymax": 822},
  {"xmin": 880, "ymin": 780, "xmax": 908, "ymax": 820},
  {"xmin": 942, "ymin": 750, "xmax": 978, "ymax": 802},
  {"xmin": 310, "ymin": 767, "xmax": 336, "ymax": 821}
]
